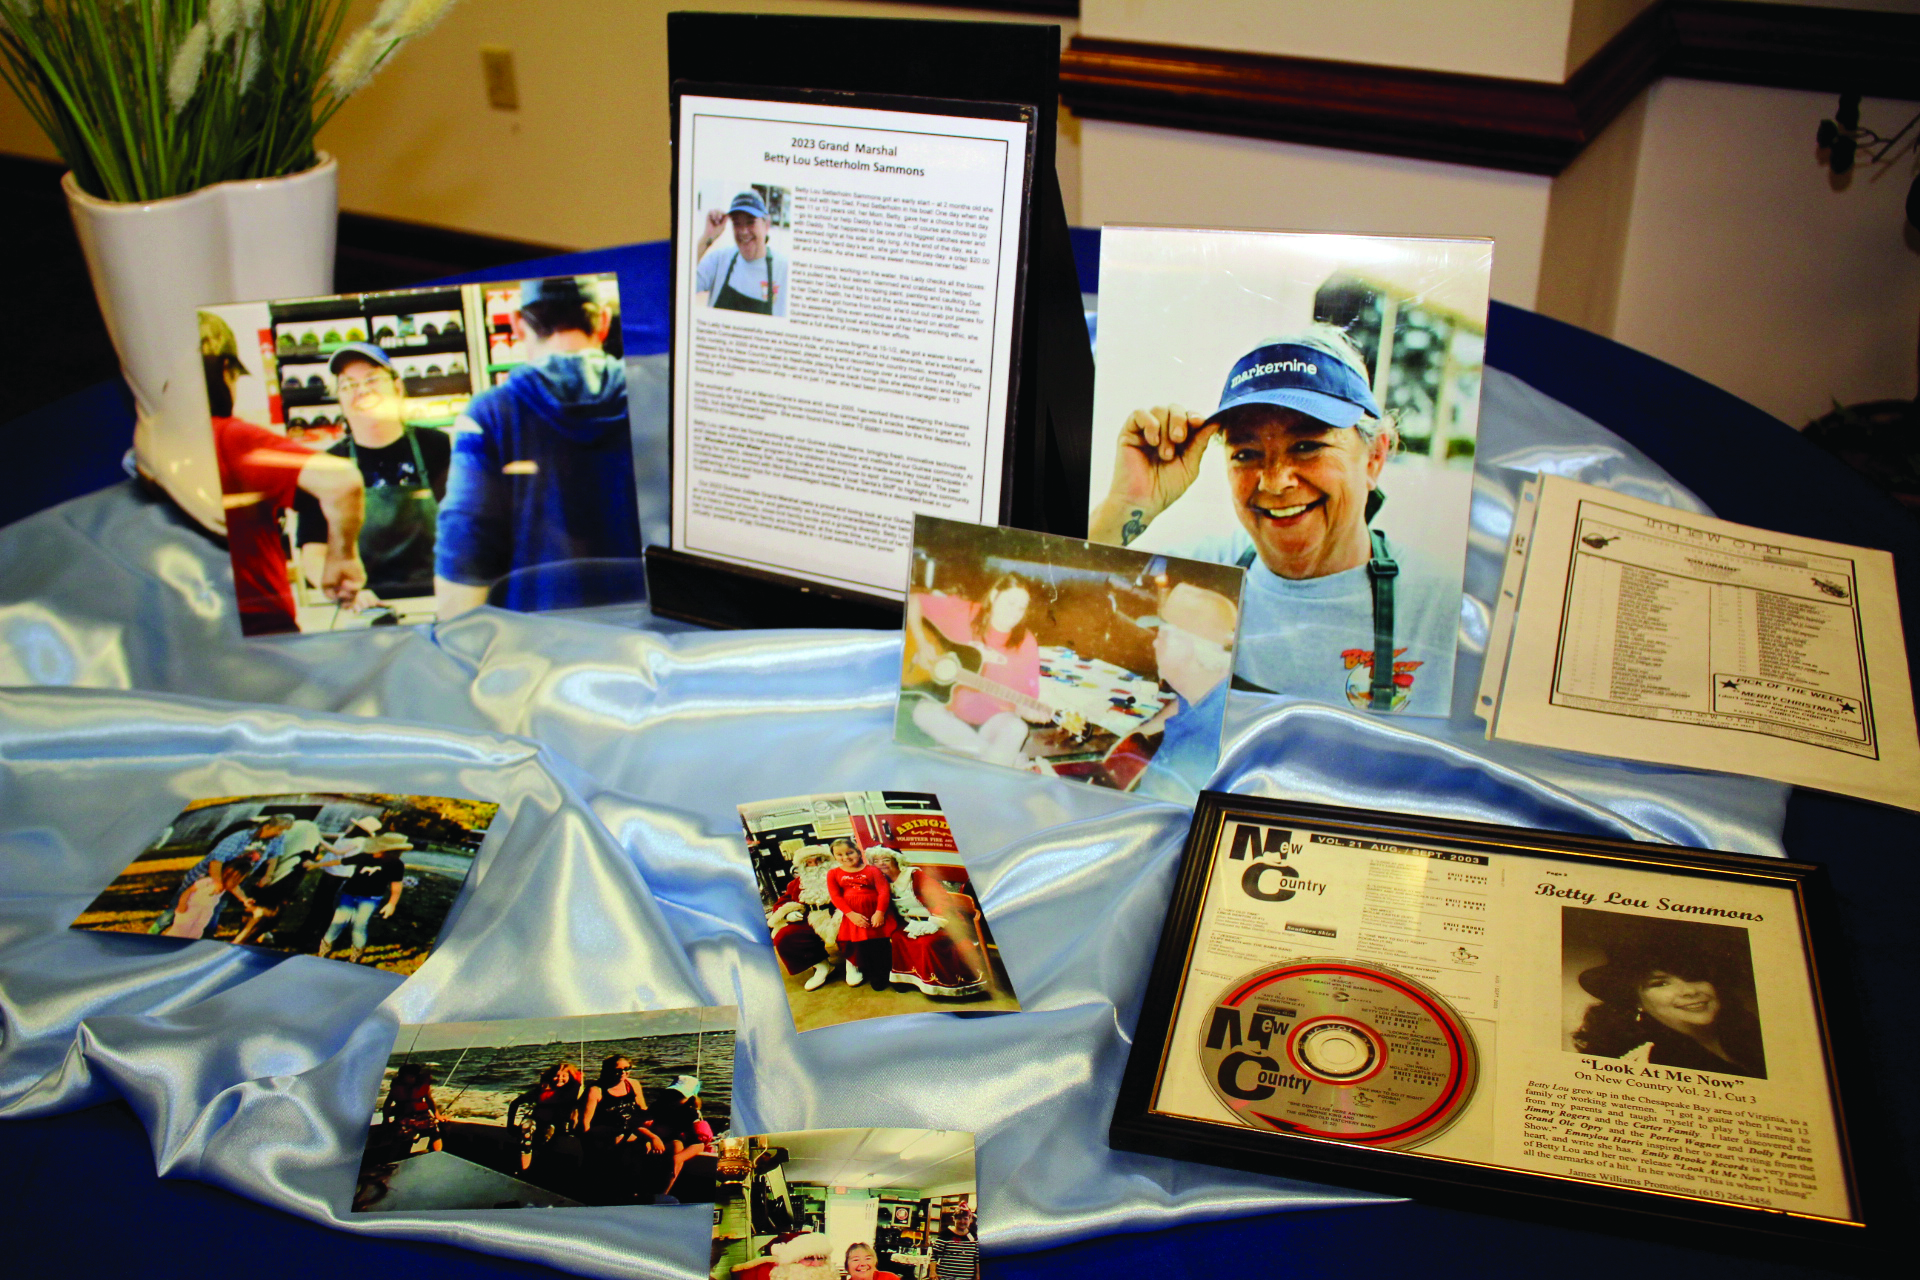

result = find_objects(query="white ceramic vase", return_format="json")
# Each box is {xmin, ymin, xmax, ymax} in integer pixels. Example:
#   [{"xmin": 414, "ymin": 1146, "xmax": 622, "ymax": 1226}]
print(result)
[{"xmin": 64, "ymin": 154, "xmax": 339, "ymax": 535}]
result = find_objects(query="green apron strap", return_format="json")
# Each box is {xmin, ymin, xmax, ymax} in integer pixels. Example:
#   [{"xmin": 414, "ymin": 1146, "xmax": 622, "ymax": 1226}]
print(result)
[{"xmin": 1365, "ymin": 528, "xmax": 1399, "ymax": 710}]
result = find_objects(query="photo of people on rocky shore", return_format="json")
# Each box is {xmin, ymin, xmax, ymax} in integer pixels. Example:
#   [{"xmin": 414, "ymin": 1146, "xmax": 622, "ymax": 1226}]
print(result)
[
  {"xmin": 738, "ymin": 792, "xmax": 1020, "ymax": 1032},
  {"xmin": 70, "ymin": 792, "xmax": 498, "ymax": 974},
  {"xmin": 898, "ymin": 516, "xmax": 1245, "ymax": 803},
  {"xmin": 354, "ymin": 1007, "xmax": 736, "ymax": 1211},
  {"xmin": 709, "ymin": 1128, "xmax": 976, "ymax": 1280}
]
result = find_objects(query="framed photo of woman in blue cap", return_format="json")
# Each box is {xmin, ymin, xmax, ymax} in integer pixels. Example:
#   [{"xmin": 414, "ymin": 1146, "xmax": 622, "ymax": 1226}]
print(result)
[{"xmin": 1087, "ymin": 227, "xmax": 1493, "ymax": 717}]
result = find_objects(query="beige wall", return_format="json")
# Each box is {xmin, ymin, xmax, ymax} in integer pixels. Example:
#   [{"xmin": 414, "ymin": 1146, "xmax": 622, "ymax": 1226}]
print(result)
[
  {"xmin": 312, "ymin": 0, "xmax": 1076, "ymax": 248},
  {"xmin": 1079, "ymin": 0, "xmax": 1578, "ymax": 81},
  {"xmin": 0, "ymin": 2, "xmax": 1075, "ymax": 243},
  {"xmin": 1536, "ymin": 92, "xmax": 1648, "ymax": 333},
  {"xmin": 1078, "ymin": 120, "xmax": 1552, "ymax": 307},
  {"xmin": 1565, "ymin": 0, "xmax": 1658, "ymax": 73},
  {"xmin": 1599, "ymin": 78, "xmax": 1919, "ymax": 426}
]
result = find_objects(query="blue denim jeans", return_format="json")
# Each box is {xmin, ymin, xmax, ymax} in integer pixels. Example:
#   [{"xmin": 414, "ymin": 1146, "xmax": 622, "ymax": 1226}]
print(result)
[{"xmin": 321, "ymin": 893, "xmax": 381, "ymax": 951}]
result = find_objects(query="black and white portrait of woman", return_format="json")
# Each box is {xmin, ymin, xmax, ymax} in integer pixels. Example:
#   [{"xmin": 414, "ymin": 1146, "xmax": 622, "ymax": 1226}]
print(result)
[{"xmin": 1561, "ymin": 907, "xmax": 1768, "ymax": 1080}]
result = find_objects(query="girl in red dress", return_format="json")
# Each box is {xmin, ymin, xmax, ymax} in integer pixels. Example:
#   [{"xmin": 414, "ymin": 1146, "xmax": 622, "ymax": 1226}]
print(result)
[{"xmin": 826, "ymin": 837, "xmax": 901, "ymax": 990}]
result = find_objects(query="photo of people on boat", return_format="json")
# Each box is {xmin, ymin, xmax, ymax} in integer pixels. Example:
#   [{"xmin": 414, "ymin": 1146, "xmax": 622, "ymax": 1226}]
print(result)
[
  {"xmin": 354, "ymin": 1006, "xmax": 736, "ymax": 1211},
  {"xmin": 738, "ymin": 791, "xmax": 1020, "ymax": 1033},
  {"xmin": 898, "ymin": 515, "xmax": 1246, "ymax": 802},
  {"xmin": 69, "ymin": 792, "xmax": 498, "ymax": 974}
]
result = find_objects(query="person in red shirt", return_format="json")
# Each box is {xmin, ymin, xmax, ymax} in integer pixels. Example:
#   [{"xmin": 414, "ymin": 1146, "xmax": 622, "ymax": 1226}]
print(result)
[
  {"xmin": 201, "ymin": 312, "xmax": 367, "ymax": 635},
  {"xmin": 826, "ymin": 837, "xmax": 901, "ymax": 991}
]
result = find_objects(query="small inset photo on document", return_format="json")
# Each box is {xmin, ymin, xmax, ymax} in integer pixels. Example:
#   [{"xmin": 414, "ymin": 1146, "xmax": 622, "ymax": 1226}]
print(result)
[
  {"xmin": 1088, "ymin": 227, "xmax": 1491, "ymax": 716},
  {"xmin": 710, "ymin": 1129, "xmax": 976, "ymax": 1280},
  {"xmin": 737, "ymin": 791, "xmax": 1020, "ymax": 1033},
  {"xmin": 70, "ymin": 792, "xmax": 498, "ymax": 974},
  {"xmin": 898, "ymin": 514, "xmax": 1245, "ymax": 800},
  {"xmin": 690, "ymin": 183, "xmax": 791, "ymax": 317},
  {"xmin": 354, "ymin": 1006, "xmax": 735, "ymax": 1211},
  {"xmin": 198, "ymin": 271, "xmax": 639, "ymax": 637},
  {"xmin": 1562, "ymin": 906, "xmax": 1767, "ymax": 1079}
]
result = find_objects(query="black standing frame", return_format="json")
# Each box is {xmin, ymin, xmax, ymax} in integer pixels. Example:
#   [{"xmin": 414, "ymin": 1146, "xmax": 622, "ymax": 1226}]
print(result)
[
  {"xmin": 650, "ymin": 14, "xmax": 1093, "ymax": 631},
  {"xmin": 1110, "ymin": 793, "xmax": 1878, "ymax": 1260}
]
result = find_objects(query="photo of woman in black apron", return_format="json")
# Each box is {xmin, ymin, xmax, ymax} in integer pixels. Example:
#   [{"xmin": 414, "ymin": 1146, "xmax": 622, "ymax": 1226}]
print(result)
[
  {"xmin": 691, "ymin": 188, "xmax": 788, "ymax": 317},
  {"xmin": 296, "ymin": 343, "xmax": 451, "ymax": 614}
]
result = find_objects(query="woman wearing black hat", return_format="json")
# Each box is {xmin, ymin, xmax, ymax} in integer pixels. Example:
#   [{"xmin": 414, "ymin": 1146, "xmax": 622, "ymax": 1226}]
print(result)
[{"xmin": 1573, "ymin": 940, "xmax": 1767, "ymax": 1078}]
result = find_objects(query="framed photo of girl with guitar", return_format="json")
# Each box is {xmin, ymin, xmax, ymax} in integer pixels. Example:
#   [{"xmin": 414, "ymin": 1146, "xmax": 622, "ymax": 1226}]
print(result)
[{"xmin": 897, "ymin": 516, "xmax": 1247, "ymax": 801}]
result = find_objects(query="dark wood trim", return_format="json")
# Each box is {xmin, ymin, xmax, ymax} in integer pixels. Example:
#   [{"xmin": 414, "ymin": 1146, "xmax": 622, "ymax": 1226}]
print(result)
[
  {"xmin": 1061, "ymin": 0, "xmax": 1920, "ymax": 177},
  {"xmin": 1667, "ymin": 1, "xmax": 1920, "ymax": 100},
  {"xmin": 853, "ymin": 0, "xmax": 1077, "ymax": 16},
  {"xmin": 1060, "ymin": 40, "xmax": 1590, "ymax": 175}
]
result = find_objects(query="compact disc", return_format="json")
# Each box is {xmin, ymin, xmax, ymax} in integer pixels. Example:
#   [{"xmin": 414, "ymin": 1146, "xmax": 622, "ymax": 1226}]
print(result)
[{"xmin": 1197, "ymin": 958, "xmax": 1477, "ymax": 1149}]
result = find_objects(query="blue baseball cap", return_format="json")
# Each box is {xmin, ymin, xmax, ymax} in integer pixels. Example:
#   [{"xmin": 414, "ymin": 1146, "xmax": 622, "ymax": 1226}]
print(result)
[
  {"xmin": 327, "ymin": 341, "xmax": 396, "ymax": 376},
  {"xmin": 1206, "ymin": 339, "xmax": 1381, "ymax": 431},
  {"xmin": 727, "ymin": 190, "xmax": 769, "ymax": 219}
]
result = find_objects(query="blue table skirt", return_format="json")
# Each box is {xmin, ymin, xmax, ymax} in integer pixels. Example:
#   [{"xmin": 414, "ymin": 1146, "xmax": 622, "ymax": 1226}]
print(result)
[{"xmin": 2, "ymin": 236, "xmax": 1913, "ymax": 1279}]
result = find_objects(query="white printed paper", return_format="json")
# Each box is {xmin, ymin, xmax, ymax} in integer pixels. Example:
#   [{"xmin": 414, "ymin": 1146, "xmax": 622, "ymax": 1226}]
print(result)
[
  {"xmin": 671, "ymin": 93, "xmax": 1031, "ymax": 598},
  {"xmin": 1484, "ymin": 476, "xmax": 1920, "ymax": 810}
]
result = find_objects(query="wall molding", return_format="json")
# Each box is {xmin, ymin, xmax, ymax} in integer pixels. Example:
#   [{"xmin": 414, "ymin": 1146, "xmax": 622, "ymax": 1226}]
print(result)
[{"xmin": 1060, "ymin": 1, "xmax": 1920, "ymax": 176}]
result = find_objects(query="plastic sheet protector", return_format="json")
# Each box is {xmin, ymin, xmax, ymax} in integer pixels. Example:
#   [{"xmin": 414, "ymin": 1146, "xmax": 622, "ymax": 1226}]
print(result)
[{"xmin": 0, "ymin": 357, "xmax": 1791, "ymax": 1279}]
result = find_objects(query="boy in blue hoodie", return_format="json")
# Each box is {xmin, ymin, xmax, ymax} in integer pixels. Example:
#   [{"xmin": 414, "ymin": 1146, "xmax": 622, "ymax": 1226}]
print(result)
[{"xmin": 434, "ymin": 276, "xmax": 643, "ymax": 617}]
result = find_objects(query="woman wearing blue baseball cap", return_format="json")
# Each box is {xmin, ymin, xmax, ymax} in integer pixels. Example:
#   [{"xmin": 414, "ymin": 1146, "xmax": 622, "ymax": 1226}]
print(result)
[
  {"xmin": 292, "ymin": 341, "xmax": 450, "ymax": 614},
  {"xmin": 1089, "ymin": 325, "xmax": 1457, "ymax": 713},
  {"xmin": 692, "ymin": 189, "xmax": 788, "ymax": 316}
]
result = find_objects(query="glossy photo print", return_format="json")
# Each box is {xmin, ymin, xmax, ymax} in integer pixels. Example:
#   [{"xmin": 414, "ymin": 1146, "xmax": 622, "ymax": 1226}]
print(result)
[
  {"xmin": 70, "ymin": 792, "xmax": 498, "ymax": 974},
  {"xmin": 1088, "ymin": 227, "xmax": 1492, "ymax": 716},
  {"xmin": 1562, "ymin": 907, "xmax": 1767, "ymax": 1080},
  {"xmin": 737, "ymin": 791, "xmax": 1020, "ymax": 1033},
  {"xmin": 899, "ymin": 515, "xmax": 1246, "ymax": 801},
  {"xmin": 710, "ymin": 1129, "xmax": 976, "ymax": 1280},
  {"xmin": 197, "ymin": 271, "xmax": 640, "ymax": 637},
  {"xmin": 354, "ymin": 1006, "xmax": 736, "ymax": 1212}
]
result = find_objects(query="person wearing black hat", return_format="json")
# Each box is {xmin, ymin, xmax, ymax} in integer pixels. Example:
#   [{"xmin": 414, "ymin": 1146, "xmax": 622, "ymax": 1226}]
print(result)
[
  {"xmin": 1089, "ymin": 324, "xmax": 1458, "ymax": 714},
  {"xmin": 199, "ymin": 312, "xmax": 367, "ymax": 636},
  {"xmin": 692, "ymin": 189, "xmax": 787, "ymax": 316},
  {"xmin": 1572, "ymin": 929, "xmax": 1767, "ymax": 1078},
  {"xmin": 293, "ymin": 341, "xmax": 451, "ymax": 611},
  {"xmin": 434, "ymin": 276, "xmax": 642, "ymax": 617}
]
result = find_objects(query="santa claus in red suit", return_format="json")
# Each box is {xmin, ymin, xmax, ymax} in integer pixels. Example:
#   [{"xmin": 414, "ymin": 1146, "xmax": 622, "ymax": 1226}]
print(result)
[
  {"xmin": 764, "ymin": 1233, "xmax": 835, "ymax": 1280},
  {"xmin": 867, "ymin": 849, "xmax": 988, "ymax": 997},
  {"xmin": 766, "ymin": 847, "xmax": 840, "ymax": 990}
]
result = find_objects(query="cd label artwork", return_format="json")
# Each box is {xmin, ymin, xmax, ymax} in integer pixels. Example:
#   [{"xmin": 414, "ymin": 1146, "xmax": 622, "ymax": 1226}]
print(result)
[
  {"xmin": 1124, "ymin": 797, "xmax": 1862, "ymax": 1235},
  {"xmin": 1199, "ymin": 960, "xmax": 1476, "ymax": 1148}
]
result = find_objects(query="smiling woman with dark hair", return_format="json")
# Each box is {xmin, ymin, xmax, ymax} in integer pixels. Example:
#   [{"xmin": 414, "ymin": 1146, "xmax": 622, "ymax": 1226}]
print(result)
[
  {"xmin": 1573, "ymin": 942, "xmax": 1768, "ymax": 1079},
  {"xmin": 1089, "ymin": 324, "xmax": 1460, "ymax": 714}
]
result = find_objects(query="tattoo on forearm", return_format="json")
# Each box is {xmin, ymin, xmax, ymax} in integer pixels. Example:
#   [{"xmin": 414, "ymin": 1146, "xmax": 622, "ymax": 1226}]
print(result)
[{"xmin": 1120, "ymin": 509, "xmax": 1146, "ymax": 546}]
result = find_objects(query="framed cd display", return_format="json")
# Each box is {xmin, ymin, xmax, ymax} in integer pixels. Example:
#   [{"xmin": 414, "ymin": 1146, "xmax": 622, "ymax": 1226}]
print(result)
[{"xmin": 1111, "ymin": 794, "xmax": 1872, "ymax": 1247}]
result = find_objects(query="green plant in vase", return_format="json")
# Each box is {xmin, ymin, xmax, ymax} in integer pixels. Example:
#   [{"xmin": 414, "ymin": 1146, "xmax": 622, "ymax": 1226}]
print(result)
[
  {"xmin": 0, "ymin": 0, "xmax": 458, "ymax": 200},
  {"xmin": 1, "ymin": 0, "xmax": 461, "ymax": 534}
]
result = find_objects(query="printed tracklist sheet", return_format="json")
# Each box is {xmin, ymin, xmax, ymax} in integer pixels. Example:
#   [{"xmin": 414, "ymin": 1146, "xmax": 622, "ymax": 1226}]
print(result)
[
  {"xmin": 1551, "ymin": 499, "xmax": 1873, "ymax": 755},
  {"xmin": 1481, "ymin": 475, "xmax": 1920, "ymax": 811}
]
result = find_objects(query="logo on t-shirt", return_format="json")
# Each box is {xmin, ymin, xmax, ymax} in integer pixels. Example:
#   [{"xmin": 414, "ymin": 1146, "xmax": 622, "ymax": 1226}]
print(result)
[{"xmin": 1340, "ymin": 647, "xmax": 1422, "ymax": 711}]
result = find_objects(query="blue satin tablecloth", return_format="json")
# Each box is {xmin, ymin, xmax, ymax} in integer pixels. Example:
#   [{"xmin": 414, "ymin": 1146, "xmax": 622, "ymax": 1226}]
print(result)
[{"xmin": 3, "ymin": 237, "xmax": 1913, "ymax": 1280}]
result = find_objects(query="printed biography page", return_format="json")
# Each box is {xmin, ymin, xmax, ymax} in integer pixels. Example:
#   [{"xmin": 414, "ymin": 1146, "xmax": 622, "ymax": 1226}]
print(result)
[
  {"xmin": 672, "ymin": 94, "xmax": 1030, "ymax": 597},
  {"xmin": 1151, "ymin": 817, "xmax": 1856, "ymax": 1221},
  {"xmin": 1487, "ymin": 476, "xmax": 1920, "ymax": 810}
]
